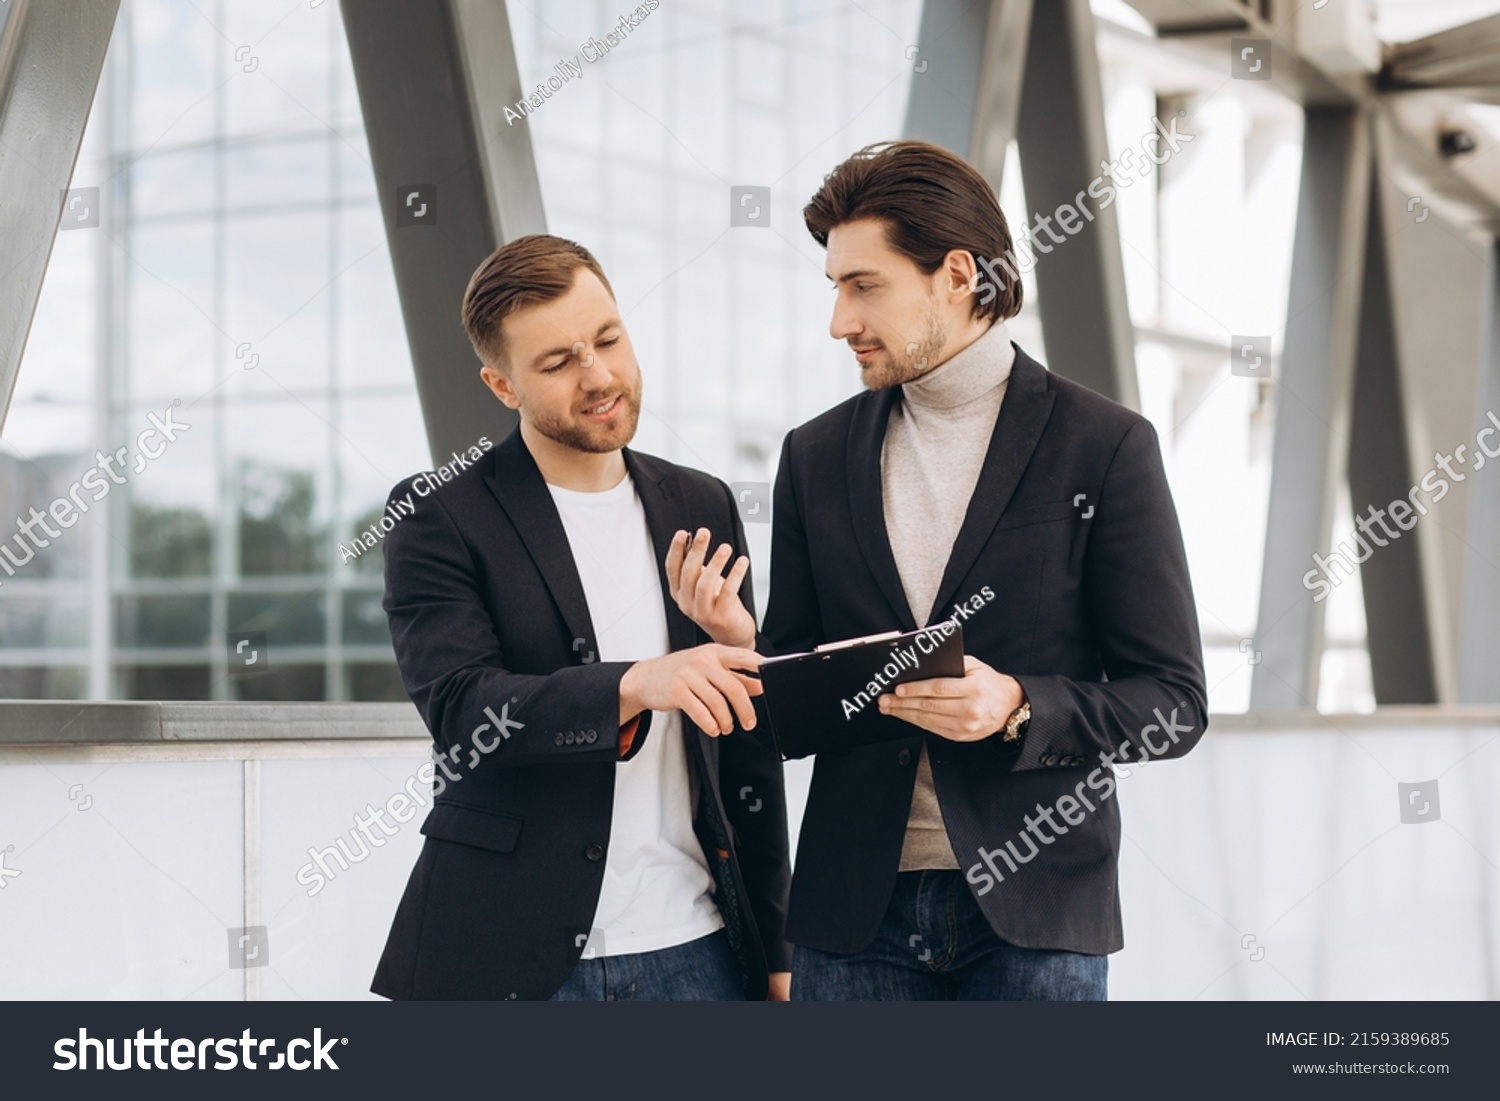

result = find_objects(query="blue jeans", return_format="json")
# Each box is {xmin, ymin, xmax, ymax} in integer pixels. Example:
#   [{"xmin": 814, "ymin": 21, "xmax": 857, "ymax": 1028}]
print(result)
[
  {"xmin": 791, "ymin": 870, "xmax": 1107, "ymax": 1000},
  {"xmin": 549, "ymin": 929, "xmax": 744, "ymax": 1001}
]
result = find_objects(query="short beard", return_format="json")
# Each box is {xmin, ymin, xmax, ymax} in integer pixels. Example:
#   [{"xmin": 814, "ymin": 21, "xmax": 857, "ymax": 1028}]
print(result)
[
  {"xmin": 527, "ymin": 384, "xmax": 642, "ymax": 454},
  {"xmin": 861, "ymin": 299, "xmax": 948, "ymax": 390}
]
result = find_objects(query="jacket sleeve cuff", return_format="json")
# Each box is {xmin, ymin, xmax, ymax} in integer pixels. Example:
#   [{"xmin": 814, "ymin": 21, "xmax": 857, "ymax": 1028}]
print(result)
[
  {"xmin": 515, "ymin": 660, "xmax": 653, "ymax": 763},
  {"xmin": 1005, "ymin": 673, "xmax": 1082, "ymax": 772}
]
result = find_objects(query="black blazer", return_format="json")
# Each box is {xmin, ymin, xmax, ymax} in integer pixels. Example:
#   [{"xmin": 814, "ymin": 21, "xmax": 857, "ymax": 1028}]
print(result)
[
  {"xmin": 371, "ymin": 429, "xmax": 792, "ymax": 1000},
  {"xmin": 762, "ymin": 343, "xmax": 1207, "ymax": 956}
]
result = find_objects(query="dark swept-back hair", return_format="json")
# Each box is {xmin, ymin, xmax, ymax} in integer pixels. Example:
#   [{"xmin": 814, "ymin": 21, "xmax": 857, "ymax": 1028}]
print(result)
[
  {"xmin": 461, "ymin": 234, "xmax": 615, "ymax": 367},
  {"xmin": 803, "ymin": 140, "xmax": 1021, "ymax": 322}
]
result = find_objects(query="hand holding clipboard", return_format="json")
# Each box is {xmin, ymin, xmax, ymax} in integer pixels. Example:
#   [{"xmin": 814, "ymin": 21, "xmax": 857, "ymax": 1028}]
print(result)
[{"xmin": 757, "ymin": 621, "xmax": 964, "ymax": 758}]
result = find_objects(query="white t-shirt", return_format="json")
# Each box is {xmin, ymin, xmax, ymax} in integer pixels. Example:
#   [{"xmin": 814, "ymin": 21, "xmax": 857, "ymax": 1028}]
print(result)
[{"xmin": 546, "ymin": 473, "xmax": 723, "ymax": 956}]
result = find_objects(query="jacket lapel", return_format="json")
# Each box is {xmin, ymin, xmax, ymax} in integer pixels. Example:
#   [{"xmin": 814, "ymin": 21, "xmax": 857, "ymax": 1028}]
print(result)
[
  {"xmin": 623, "ymin": 448, "xmax": 700, "ymax": 656},
  {"xmin": 483, "ymin": 429, "xmax": 599, "ymax": 657},
  {"xmin": 846, "ymin": 385, "xmax": 918, "ymax": 632},
  {"xmin": 928, "ymin": 344, "xmax": 1057, "ymax": 619},
  {"xmin": 625, "ymin": 448, "xmax": 718, "ymax": 770}
]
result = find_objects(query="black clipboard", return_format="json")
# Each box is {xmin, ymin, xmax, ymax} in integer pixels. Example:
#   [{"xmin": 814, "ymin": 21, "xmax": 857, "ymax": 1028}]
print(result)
[{"xmin": 759, "ymin": 621, "xmax": 964, "ymax": 758}]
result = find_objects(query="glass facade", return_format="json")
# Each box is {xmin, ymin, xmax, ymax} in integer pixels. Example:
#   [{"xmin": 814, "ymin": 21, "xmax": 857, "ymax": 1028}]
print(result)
[
  {"xmin": 0, "ymin": 0, "xmax": 1378, "ymax": 710},
  {"xmin": 0, "ymin": 0, "xmax": 425, "ymax": 701}
]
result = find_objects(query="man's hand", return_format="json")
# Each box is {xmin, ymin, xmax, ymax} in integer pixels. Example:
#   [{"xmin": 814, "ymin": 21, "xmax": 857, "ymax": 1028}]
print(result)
[
  {"xmin": 877, "ymin": 655, "xmax": 1024, "ymax": 742},
  {"xmin": 767, "ymin": 971, "xmax": 790, "ymax": 1001},
  {"xmin": 619, "ymin": 643, "xmax": 763, "ymax": 736},
  {"xmin": 665, "ymin": 528, "xmax": 757, "ymax": 650}
]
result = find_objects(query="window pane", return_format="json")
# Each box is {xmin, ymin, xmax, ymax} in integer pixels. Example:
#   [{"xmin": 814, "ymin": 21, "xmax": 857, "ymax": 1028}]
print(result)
[
  {"xmin": 0, "ymin": 667, "xmax": 88, "ymax": 699},
  {"xmin": 229, "ymin": 400, "xmax": 330, "ymax": 577},
  {"xmin": 115, "ymin": 594, "xmax": 211, "ymax": 649},
  {"xmin": 341, "ymin": 588, "xmax": 391, "ymax": 646},
  {"xmin": 230, "ymin": 663, "xmax": 326, "ymax": 701},
  {"xmin": 117, "ymin": 664, "xmax": 211, "ymax": 700},
  {"xmin": 347, "ymin": 663, "xmax": 405, "ymax": 702},
  {"xmin": 0, "ymin": 599, "xmax": 88, "ymax": 648},
  {"xmin": 227, "ymin": 590, "xmax": 326, "ymax": 647}
]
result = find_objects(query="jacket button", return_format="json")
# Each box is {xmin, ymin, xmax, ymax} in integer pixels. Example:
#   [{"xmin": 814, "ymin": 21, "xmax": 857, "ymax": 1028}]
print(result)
[
  {"xmin": 585, "ymin": 729, "xmax": 597, "ymax": 743},
  {"xmin": 1043, "ymin": 753, "xmax": 1060, "ymax": 767},
  {"xmin": 585, "ymin": 844, "xmax": 604, "ymax": 861},
  {"xmin": 897, "ymin": 748, "xmax": 912, "ymax": 766},
  {"xmin": 554, "ymin": 733, "xmax": 564, "ymax": 746}
]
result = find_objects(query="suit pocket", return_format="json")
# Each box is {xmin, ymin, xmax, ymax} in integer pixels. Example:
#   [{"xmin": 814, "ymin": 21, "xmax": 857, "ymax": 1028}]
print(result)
[
  {"xmin": 994, "ymin": 500, "xmax": 1077, "ymax": 531},
  {"xmin": 420, "ymin": 800, "xmax": 523, "ymax": 853}
]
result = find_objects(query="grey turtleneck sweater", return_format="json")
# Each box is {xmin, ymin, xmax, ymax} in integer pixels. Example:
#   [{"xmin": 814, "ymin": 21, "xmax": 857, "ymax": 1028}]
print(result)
[{"xmin": 881, "ymin": 319, "xmax": 1015, "ymax": 871}]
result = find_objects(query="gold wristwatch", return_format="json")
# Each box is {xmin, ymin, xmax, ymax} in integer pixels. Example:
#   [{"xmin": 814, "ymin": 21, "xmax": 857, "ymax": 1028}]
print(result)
[{"xmin": 1002, "ymin": 701, "xmax": 1031, "ymax": 742}]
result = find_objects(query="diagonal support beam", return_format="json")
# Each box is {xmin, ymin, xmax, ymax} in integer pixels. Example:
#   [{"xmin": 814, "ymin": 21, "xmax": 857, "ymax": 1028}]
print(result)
[
  {"xmin": 903, "ymin": 0, "xmax": 1033, "ymax": 188},
  {"xmin": 903, "ymin": 0, "xmax": 993, "ymax": 157},
  {"xmin": 903, "ymin": 0, "xmax": 1136, "ymax": 406},
  {"xmin": 1346, "ymin": 154, "xmax": 1444, "ymax": 704},
  {"xmin": 1014, "ymin": 0, "xmax": 1139, "ymax": 407},
  {"xmin": 1385, "ymin": 11, "xmax": 1500, "ymax": 91},
  {"xmin": 340, "ymin": 0, "xmax": 544, "ymax": 466},
  {"xmin": 1251, "ymin": 108, "xmax": 1371, "ymax": 710},
  {"xmin": 0, "ymin": 0, "xmax": 120, "ymax": 435},
  {"xmin": 1459, "ymin": 240, "xmax": 1500, "ymax": 703}
]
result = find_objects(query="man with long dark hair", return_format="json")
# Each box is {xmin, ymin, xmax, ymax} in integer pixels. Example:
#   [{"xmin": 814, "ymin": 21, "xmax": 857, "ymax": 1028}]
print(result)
[{"xmin": 678, "ymin": 140, "xmax": 1207, "ymax": 999}]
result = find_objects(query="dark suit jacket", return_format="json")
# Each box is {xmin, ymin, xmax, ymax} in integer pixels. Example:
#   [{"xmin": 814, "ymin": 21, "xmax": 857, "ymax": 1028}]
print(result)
[
  {"xmin": 762, "ymin": 342, "xmax": 1207, "ymax": 956},
  {"xmin": 371, "ymin": 429, "xmax": 792, "ymax": 1000}
]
